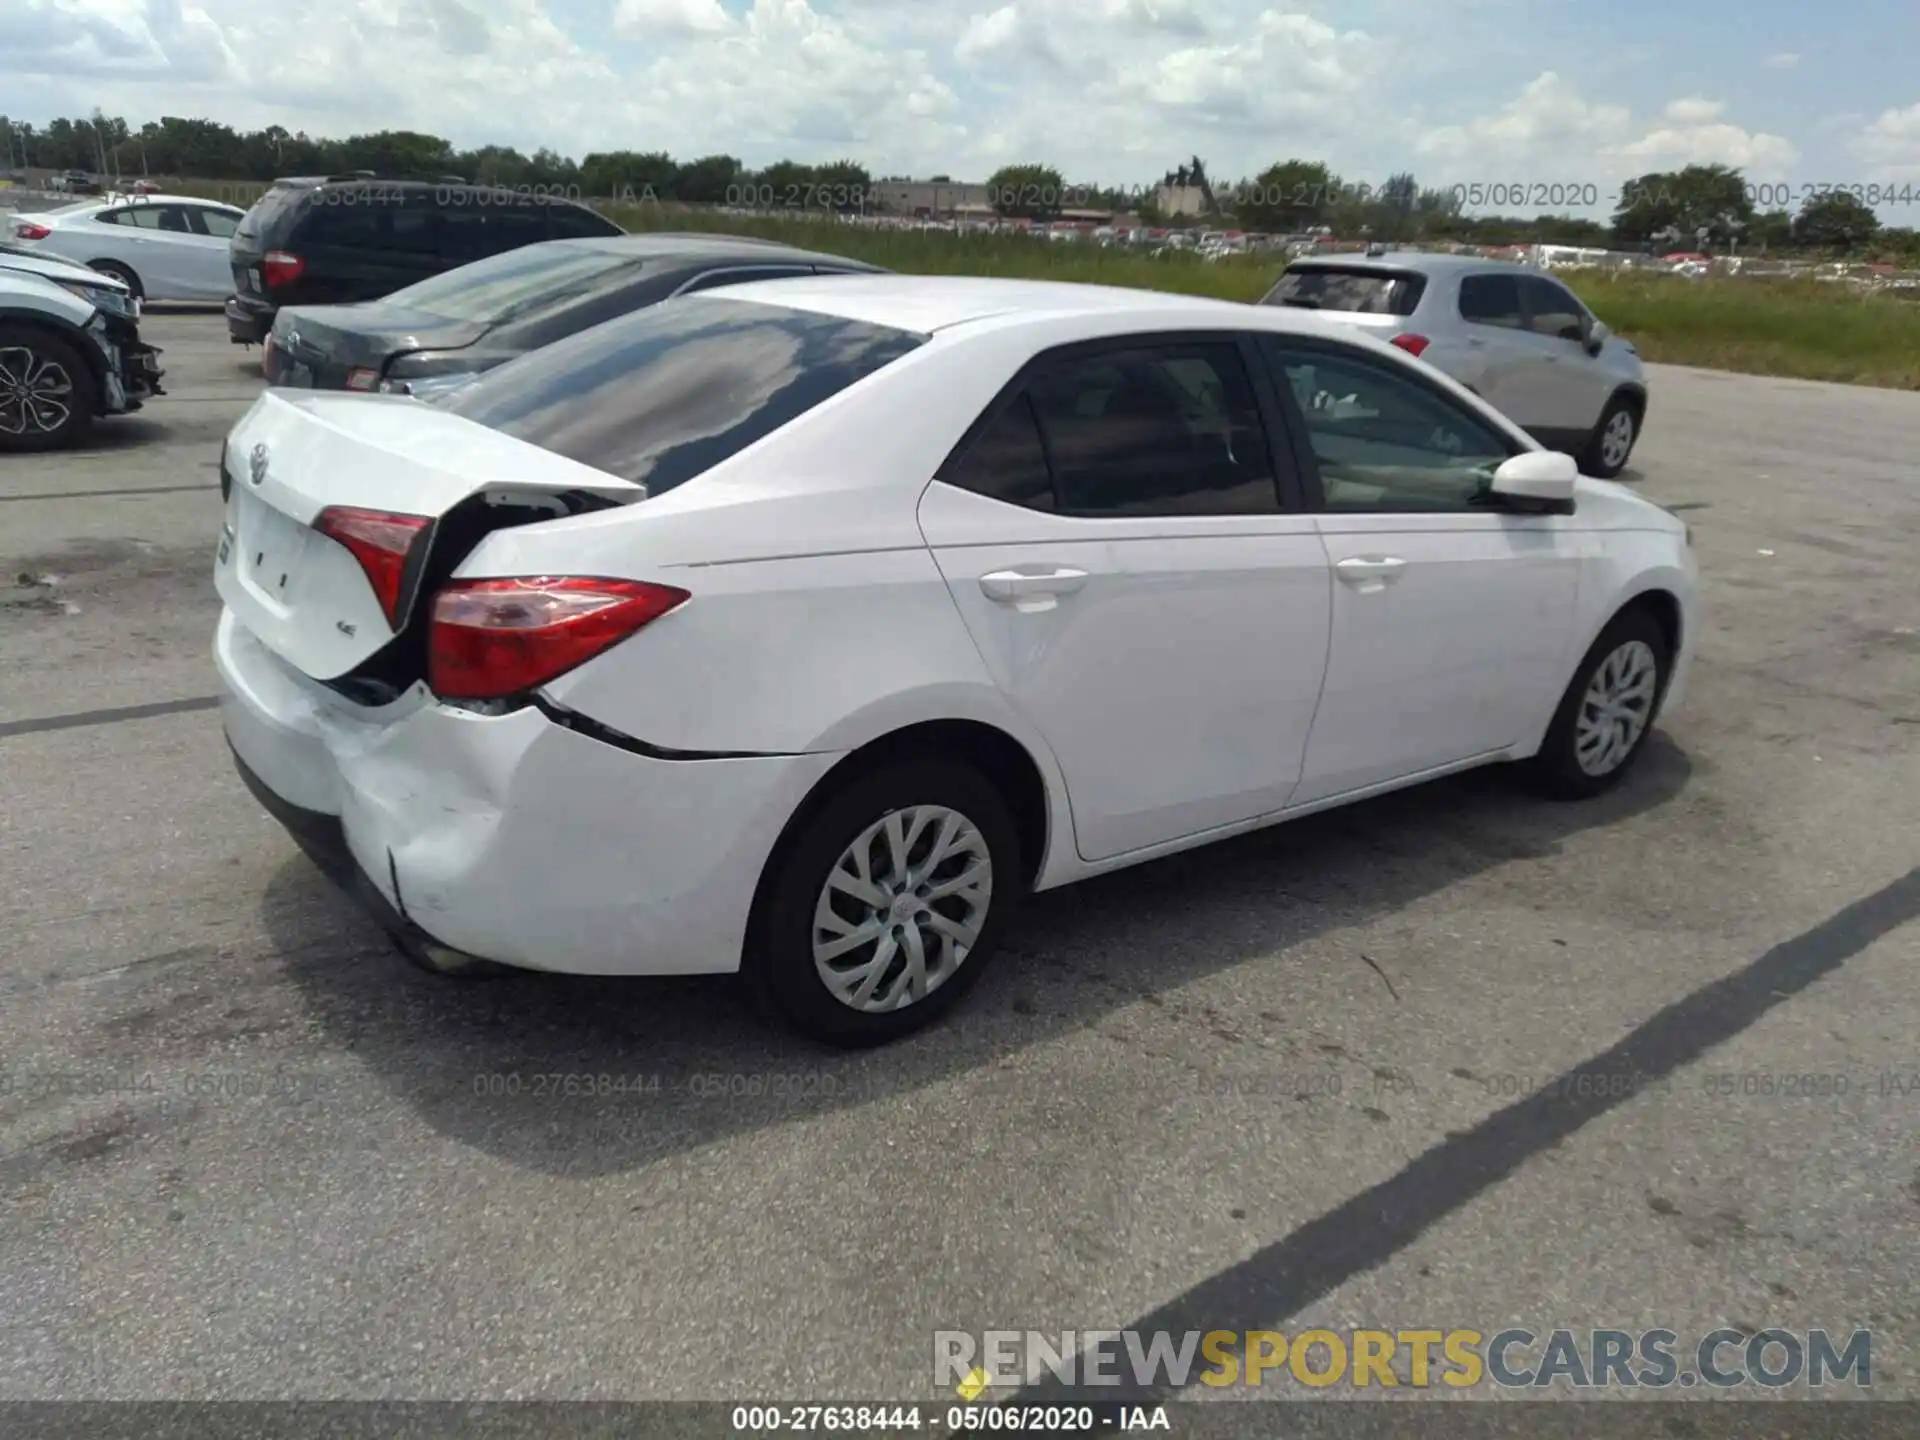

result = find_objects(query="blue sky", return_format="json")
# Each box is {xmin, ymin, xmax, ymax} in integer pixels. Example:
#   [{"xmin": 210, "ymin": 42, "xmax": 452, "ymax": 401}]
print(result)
[{"xmin": 4, "ymin": 0, "xmax": 1917, "ymax": 219}]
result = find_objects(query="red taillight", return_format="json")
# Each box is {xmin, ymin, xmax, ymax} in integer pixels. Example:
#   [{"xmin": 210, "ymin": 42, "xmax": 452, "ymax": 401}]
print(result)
[
  {"xmin": 13, "ymin": 221, "xmax": 51, "ymax": 240},
  {"xmin": 428, "ymin": 577, "xmax": 691, "ymax": 701},
  {"xmin": 345, "ymin": 367, "xmax": 380, "ymax": 391},
  {"xmin": 1390, "ymin": 332, "xmax": 1431, "ymax": 357},
  {"xmin": 262, "ymin": 250, "xmax": 305, "ymax": 287},
  {"xmin": 313, "ymin": 506, "xmax": 432, "ymax": 628}
]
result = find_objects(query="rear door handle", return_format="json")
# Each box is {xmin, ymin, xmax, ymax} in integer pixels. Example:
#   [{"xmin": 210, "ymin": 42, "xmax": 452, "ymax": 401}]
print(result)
[
  {"xmin": 1335, "ymin": 556, "xmax": 1407, "ymax": 591},
  {"xmin": 980, "ymin": 566, "xmax": 1089, "ymax": 607}
]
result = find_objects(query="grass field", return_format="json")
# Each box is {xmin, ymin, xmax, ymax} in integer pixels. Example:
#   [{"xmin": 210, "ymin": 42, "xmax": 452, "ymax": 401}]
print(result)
[{"xmin": 607, "ymin": 205, "xmax": 1920, "ymax": 390}]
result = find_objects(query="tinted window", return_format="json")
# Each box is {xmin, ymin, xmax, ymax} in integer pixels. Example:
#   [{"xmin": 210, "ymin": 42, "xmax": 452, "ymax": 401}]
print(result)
[
  {"xmin": 93, "ymin": 209, "xmax": 125, "ymax": 226},
  {"xmin": 1521, "ymin": 276, "xmax": 1587, "ymax": 341},
  {"xmin": 1458, "ymin": 273, "xmax": 1524, "ymax": 328},
  {"xmin": 237, "ymin": 182, "xmax": 309, "ymax": 241},
  {"xmin": 189, "ymin": 207, "xmax": 240, "ymax": 239},
  {"xmin": 1026, "ymin": 343, "xmax": 1276, "ymax": 517},
  {"xmin": 439, "ymin": 206, "xmax": 549, "ymax": 266},
  {"xmin": 1261, "ymin": 266, "xmax": 1425, "ymax": 316},
  {"xmin": 388, "ymin": 244, "xmax": 640, "ymax": 324},
  {"xmin": 155, "ymin": 206, "xmax": 192, "ymax": 234},
  {"xmin": 110, "ymin": 206, "xmax": 165, "ymax": 231},
  {"xmin": 446, "ymin": 297, "xmax": 926, "ymax": 495},
  {"xmin": 549, "ymin": 203, "xmax": 621, "ymax": 239},
  {"xmin": 297, "ymin": 199, "xmax": 437, "ymax": 252},
  {"xmin": 1263, "ymin": 340, "xmax": 1514, "ymax": 512},
  {"xmin": 942, "ymin": 395, "xmax": 1055, "ymax": 512}
]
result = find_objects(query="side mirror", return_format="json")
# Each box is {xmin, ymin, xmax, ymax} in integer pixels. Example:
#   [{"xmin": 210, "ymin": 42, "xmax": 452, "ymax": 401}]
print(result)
[
  {"xmin": 1490, "ymin": 450, "xmax": 1578, "ymax": 507},
  {"xmin": 1584, "ymin": 319, "xmax": 1610, "ymax": 356}
]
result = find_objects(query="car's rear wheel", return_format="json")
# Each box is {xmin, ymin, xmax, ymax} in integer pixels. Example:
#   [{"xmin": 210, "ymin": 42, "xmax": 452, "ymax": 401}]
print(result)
[
  {"xmin": 89, "ymin": 260, "xmax": 143, "ymax": 300},
  {"xmin": 0, "ymin": 323, "xmax": 95, "ymax": 452},
  {"xmin": 1583, "ymin": 394, "xmax": 1639, "ymax": 478},
  {"xmin": 1523, "ymin": 608, "xmax": 1670, "ymax": 799},
  {"xmin": 751, "ymin": 757, "xmax": 1020, "ymax": 1047}
]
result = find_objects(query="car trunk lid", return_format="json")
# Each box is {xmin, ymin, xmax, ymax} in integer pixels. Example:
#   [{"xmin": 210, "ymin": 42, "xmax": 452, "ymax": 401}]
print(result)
[
  {"xmin": 214, "ymin": 389, "xmax": 643, "ymax": 684},
  {"xmin": 270, "ymin": 304, "xmax": 487, "ymax": 389}
]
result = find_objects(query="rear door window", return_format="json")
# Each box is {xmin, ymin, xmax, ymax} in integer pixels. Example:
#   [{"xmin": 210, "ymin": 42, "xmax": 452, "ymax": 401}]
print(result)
[
  {"xmin": 1261, "ymin": 266, "xmax": 1425, "ymax": 316},
  {"xmin": 444, "ymin": 296, "xmax": 926, "ymax": 495},
  {"xmin": 1024, "ymin": 342, "xmax": 1279, "ymax": 517},
  {"xmin": 1458, "ymin": 273, "xmax": 1525, "ymax": 329},
  {"xmin": 188, "ymin": 207, "xmax": 241, "ymax": 239}
]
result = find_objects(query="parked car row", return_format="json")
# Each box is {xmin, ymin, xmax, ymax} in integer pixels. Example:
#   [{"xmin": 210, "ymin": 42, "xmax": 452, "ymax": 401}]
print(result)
[
  {"xmin": 3, "ymin": 171, "xmax": 1651, "ymax": 488},
  {"xmin": 213, "ymin": 272, "xmax": 1695, "ymax": 1043}
]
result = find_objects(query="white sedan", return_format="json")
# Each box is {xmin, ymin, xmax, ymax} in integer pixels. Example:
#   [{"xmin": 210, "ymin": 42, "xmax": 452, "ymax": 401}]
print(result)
[
  {"xmin": 214, "ymin": 275, "xmax": 1697, "ymax": 1045},
  {"xmin": 8, "ymin": 194, "xmax": 246, "ymax": 302}
]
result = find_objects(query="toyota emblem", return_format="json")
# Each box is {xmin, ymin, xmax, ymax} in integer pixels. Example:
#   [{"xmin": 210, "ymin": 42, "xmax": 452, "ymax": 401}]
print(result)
[{"xmin": 249, "ymin": 442, "xmax": 269, "ymax": 485}]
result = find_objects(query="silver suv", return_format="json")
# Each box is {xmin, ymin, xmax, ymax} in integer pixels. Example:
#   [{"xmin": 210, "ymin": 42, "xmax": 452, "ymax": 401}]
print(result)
[{"xmin": 1259, "ymin": 252, "xmax": 1647, "ymax": 477}]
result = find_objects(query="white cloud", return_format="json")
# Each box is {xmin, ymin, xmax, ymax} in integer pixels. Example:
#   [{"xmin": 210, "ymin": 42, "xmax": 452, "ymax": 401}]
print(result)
[
  {"xmin": 612, "ymin": 0, "xmax": 733, "ymax": 37},
  {"xmin": 1852, "ymin": 102, "xmax": 1920, "ymax": 181},
  {"xmin": 1415, "ymin": 73, "xmax": 1798, "ymax": 190},
  {"xmin": 1762, "ymin": 51, "xmax": 1799, "ymax": 69}
]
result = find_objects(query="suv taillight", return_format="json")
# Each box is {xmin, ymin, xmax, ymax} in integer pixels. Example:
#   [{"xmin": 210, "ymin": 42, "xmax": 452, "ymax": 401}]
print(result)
[
  {"xmin": 262, "ymin": 251, "xmax": 305, "ymax": 287},
  {"xmin": 314, "ymin": 506, "xmax": 432, "ymax": 627},
  {"xmin": 1390, "ymin": 333, "xmax": 1431, "ymax": 357},
  {"xmin": 428, "ymin": 577, "xmax": 690, "ymax": 701}
]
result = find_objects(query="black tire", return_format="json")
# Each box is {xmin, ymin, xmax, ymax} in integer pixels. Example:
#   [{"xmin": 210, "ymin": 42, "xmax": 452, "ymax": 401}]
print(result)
[
  {"xmin": 0, "ymin": 322, "xmax": 97, "ymax": 453},
  {"xmin": 749, "ymin": 757, "xmax": 1022, "ymax": 1047},
  {"xmin": 1523, "ymin": 607, "xmax": 1671, "ymax": 799},
  {"xmin": 1582, "ymin": 393, "xmax": 1640, "ymax": 478},
  {"xmin": 89, "ymin": 260, "xmax": 144, "ymax": 300}
]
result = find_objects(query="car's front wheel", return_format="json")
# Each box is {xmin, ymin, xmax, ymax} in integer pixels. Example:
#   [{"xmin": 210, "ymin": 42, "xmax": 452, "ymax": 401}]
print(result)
[
  {"xmin": 0, "ymin": 323, "xmax": 96, "ymax": 452},
  {"xmin": 1524, "ymin": 608, "xmax": 1671, "ymax": 799},
  {"xmin": 752, "ymin": 757, "xmax": 1021, "ymax": 1046}
]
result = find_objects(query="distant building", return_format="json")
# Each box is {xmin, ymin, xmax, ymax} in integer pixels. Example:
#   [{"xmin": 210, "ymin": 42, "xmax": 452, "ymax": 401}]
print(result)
[
  {"xmin": 871, "ymin": 180, "xmax": 995, "ymax": 217},
  {"xmin": 1156, "ymin": 184, "xmax": 1208, "ymax": 218}
]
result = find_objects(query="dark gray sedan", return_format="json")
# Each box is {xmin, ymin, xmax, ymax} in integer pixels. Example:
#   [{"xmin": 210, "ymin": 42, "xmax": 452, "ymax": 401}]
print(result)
[{"xmin": 263, "ymin": 232, "xmax": 887, "ymax": 400}]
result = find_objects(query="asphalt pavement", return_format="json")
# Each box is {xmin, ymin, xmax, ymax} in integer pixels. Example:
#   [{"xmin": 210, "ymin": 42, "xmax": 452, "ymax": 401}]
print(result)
[{"xmin": 1, "ymin": 315, "xmax": 1916, "ymax": 1410}]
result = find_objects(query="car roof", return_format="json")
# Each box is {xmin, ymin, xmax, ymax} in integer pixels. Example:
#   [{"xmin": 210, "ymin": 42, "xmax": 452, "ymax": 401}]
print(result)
[
  {"xmin": 692, "ymin": 274, "xmax": 1255, "ymax": 333},
  {"xmin": 551, "ymin": 233, "xmax": 884, "ymax": 268},
  {"xmin": 1286, "ymin": 250, "xmax": 1528, "ymax": 276},
  {"xmin": 84, "ymin": 194, "xmax": 241, "ymax": 210}
]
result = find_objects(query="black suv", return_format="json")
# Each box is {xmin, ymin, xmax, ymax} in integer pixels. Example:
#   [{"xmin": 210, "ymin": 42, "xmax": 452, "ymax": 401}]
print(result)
[{"xmin": 224, "ymin": 173, "xmax": 624, "ymax": 345}]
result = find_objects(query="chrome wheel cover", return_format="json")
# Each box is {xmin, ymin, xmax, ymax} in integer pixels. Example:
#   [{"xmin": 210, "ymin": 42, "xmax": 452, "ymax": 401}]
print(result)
[
  {"xmin": 0, "ymin": 345, "xmax": 76, "ymax": 436},
  {"xmin": 1575, "ymin": 639, "xmax": 1658, "ymax": 776},
  {"xmin": 1599, "ymin": 408, "xmax": 1636, "ymax": 469},
  {"xmin": 812, "ymin": 804, "xmax": 992, "ymax": 1013}
]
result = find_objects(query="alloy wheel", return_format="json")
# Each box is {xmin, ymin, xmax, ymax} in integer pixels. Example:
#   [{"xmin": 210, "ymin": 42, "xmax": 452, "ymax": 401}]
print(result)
[
  {"xmin": 1574, "ymin": 639, "xmax": 1658, "ymax": 776},
  {"xmin": 811, "ymin": 804, "xmax": 993, "ymax": 1013},
  {"xmin": 0, "ymin": 345, "xmax": 75, "ymax": 437},
  {"xmin": 1600, "ymin": 408, "xmax": 1636, "ymax": 470}
]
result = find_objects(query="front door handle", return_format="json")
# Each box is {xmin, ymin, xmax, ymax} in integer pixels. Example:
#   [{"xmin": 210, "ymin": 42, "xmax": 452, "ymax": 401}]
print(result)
[
  {"xmin": 1335, "ymin": 556, "xmax": 1407, "ymax": 591},
  {"xmin": 980, "ymin": 567, "xmax": 1088, "ymax": 600}
]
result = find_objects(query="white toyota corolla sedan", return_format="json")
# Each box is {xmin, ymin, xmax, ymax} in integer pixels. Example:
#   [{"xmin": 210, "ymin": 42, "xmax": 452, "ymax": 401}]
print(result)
[{"xmin": 215, "ymin": 274, "xmax": 1697, "ymax": 1045}]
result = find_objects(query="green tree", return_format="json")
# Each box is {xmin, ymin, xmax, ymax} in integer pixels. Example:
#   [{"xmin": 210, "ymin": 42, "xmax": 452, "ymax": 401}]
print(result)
[
  {"xmin": 811, "ymin": 158, "xmax": 873, "ymax": 210},
  {"xmin": 676, "ymin": 153, "xmax": 742, "ymax": 204},
  {"xmin": 986, "ymin": 162, "xmax": 1065, "ymax": 219},
  {"xmin": 1612, "ymin": 163, "xmax": 1752, "ymax": 246},
  {"xmin": 1238, "ymin": 159, "xmax": 1335, "ymax": 233},
  {"xmin": 1746, "ymin": 208, "xmax": 1794, "ymax": 252},
  {"xmin": 1794, "ymin": 190, "xmax": 1880, "ymax": 252},
  {"xmin": 580, "ymin": 149, "xmax": 677, "ymax": 200}
]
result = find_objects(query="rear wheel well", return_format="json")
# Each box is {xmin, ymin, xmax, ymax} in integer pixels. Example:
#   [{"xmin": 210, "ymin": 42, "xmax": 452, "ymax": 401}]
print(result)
[{"xmin": 746, "ymin": 720, "xmax": 1052, "ymax": 953}]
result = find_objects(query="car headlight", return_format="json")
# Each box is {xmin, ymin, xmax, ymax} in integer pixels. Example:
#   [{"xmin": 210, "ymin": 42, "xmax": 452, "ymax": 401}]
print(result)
[{"xmin": 57, "ymin": 280, "xmax": 136, "ymax": 319}]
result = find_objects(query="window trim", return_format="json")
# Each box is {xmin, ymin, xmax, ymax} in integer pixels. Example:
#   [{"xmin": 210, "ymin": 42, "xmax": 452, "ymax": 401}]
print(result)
[
  {"xmin": 669, "ymin": 263, "xmax": 823, "ymax": 297},
  {"xmin": 1250, "ymin": 333, "xmax": 1548, "ymax": 518},
  {"xmin": 933, "ymin": 329, "xmax": 1310, "ymax": 518},
  {"xmin": 1455, "ymin": 270, "xmax": 1527, "ymax": 331}
]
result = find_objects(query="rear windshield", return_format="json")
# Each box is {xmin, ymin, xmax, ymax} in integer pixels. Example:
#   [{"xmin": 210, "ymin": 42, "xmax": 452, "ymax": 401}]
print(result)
[
  {"xmin": 236, "ymin": 182, "xmax": 310, "ymax": 240},
  {"xmin": 1261, "ymin": 266, "xmax": 1426, "ymax": 316},
  {"xmin": 445, "ymin": 296, "xmax": 926, "ymax": 495},
  {"xmin": 385, "ymin": 243, "xmax": 639, "ymax": 324}
]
